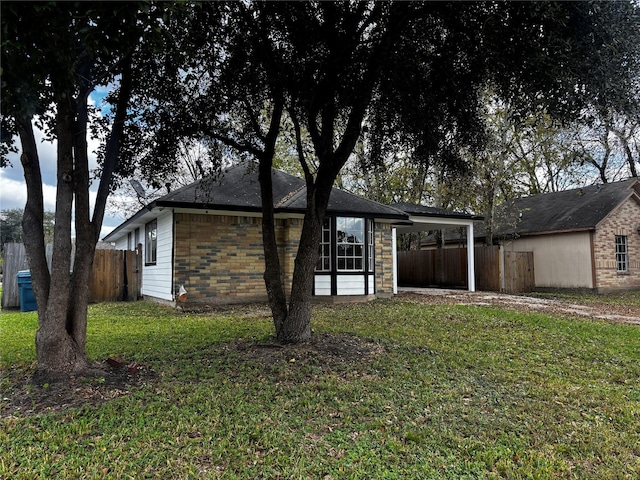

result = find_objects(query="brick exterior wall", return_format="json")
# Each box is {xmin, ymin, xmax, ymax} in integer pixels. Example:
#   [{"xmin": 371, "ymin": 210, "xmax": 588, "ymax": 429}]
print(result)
[
  {"xmin": 374, "ymin": 223, "xmax": 395, "ymax": 296},
  {"xmin": 174, "ymin": 213, "xmax": 270, "ymax": 303},
  {"xmin": 173, "ymin": 213, "xmax": 395, "ymax": 304},
  {"xmin": 280, "ymin": 218, "xmax": 303, "ymax": 296},
  {"xmin": 593, "ymin": 196, "xmax": 640, "ymax": 292}
]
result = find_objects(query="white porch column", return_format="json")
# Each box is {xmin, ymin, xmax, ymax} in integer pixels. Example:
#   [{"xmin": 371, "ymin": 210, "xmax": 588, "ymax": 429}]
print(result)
[
  {"xmin": 392, "ymin": 227, "xmax": 398, "ymax": 294},
  {"xmin": 466, "ymin": 223, "xmax": 476, "ymax": 292}
]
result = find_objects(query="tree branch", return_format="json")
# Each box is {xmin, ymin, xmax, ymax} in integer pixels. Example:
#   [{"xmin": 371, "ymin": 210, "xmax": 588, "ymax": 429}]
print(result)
[
  {"xmin": 92, "ymin": 59, "xmax": 133, "ymax": 240},
  {"xmin": 16, "ymin": 115, "xmax": 50, "ymax": 309}
]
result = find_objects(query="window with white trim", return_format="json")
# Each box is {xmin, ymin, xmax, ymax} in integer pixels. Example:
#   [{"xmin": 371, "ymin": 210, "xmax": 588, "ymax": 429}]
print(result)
[
  {"xmin": 337, "ymin": 217, "xmax": 365, "ymax": 271},
  {"xmin": 615, "ymin": 235, "xmax": 628, "ymax": 272},
  {"xmin": 316, "ymin": 217, "xmax": 375, "ymax": 274},
  {"xmin": 317, "ymin": 218, "xmax": 331, "ymax": 271},
  {"xmin": 145, "ymin": 219, "xmax": 157, "ymax": 265}
]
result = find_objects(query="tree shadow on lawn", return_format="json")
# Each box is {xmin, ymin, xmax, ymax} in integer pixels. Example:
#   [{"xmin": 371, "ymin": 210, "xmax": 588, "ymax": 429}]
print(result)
[{"xmin": 1, "ymin": 333, "xmax": 384, "ymax": 418}]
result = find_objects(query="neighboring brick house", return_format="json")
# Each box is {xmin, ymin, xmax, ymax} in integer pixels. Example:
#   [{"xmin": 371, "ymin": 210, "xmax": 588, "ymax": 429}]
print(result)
[
  {"xmin": 489, "ymin": 178, "xmax": 640, "ymax": 292},
  {"xmin": 103, "ymin": 162, "xmax": 407, "ymax": 305}
]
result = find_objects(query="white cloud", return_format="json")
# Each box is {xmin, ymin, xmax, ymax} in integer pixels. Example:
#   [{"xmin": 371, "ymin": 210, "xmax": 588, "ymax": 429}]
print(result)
[
  {"xmin": 1, "ymin": 117, "xmax": 126, "ymax": 239},
  {"xmin": 0, "ymin": 174, "xmax": 28, "ymax": 211}
]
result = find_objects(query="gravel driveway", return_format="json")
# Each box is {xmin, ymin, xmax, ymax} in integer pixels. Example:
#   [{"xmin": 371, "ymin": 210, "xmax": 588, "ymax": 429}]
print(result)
[{"xmin": 398, "ymin": 288, "xmax": 640, "ymax": 326}]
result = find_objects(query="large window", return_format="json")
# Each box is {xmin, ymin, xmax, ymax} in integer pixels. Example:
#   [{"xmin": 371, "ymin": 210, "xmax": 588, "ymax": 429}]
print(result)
[
  {"xmin": 316, "ymin": 217, "xmax": 374, "ymax": 273},
  {"xmin": 615, "ymin": 235, "xmax": 628, "ymax": 272},
  {"xmin": 337, "ymin": 217, "xmax": 365, "ymax": 271},
  {"xmin": 145, "ymin": 219, "xmax": 157, "ymax": 265}
]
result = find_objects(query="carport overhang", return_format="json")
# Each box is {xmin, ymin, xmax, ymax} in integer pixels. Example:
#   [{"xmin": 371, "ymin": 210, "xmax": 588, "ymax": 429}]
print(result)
[{"xmin": 392, "ymin": 215, "xmax": 481, "ymax": 293}]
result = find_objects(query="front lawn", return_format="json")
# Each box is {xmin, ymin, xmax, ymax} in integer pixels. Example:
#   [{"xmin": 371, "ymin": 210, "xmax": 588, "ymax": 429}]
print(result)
[{"xmin": 1, "ymin": 300, "xmax": 639, "ymax": 479}]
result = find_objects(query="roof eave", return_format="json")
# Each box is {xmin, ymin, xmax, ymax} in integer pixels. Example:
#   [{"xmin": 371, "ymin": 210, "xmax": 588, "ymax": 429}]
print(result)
[{"xmin": 496, "ymin": 226, "xmax": 596, "ymax": 238}]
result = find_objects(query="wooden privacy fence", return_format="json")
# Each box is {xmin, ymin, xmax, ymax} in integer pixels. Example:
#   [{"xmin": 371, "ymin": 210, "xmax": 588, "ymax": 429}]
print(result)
[
  {"xmin": 474, "ymin": 246, "xmax": 501, "ymax": 291},
  {"xmin": 1, "ymin": 243, "xmax": 30, "ymax": 308},
  {"xmin": 503, "ymin": 250, "xmax": 535, "ymax": 294},
  {"xmin": 1, "ymin": 243, "xmax": 141, "ymax": 308},
  {"xmin": 397, "ymin": 246, "xmax": 535, "ymax": 293},
  {"xmin": 398, "ymin": 249, "xmax": 467, "ymax": 289},
  {"xmin": 89, "ymin": 248, "xmax": 142, "ymax": 303}
]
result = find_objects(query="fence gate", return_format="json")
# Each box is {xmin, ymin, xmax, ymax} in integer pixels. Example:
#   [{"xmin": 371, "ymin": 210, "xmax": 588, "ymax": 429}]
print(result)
[
  {"xmin": 89, "ymin": 248, "xmax": 142, "ymax": 302},
  {"xmin": 503, "ymin": 251, "xmax": 535, "ymax": 294}
]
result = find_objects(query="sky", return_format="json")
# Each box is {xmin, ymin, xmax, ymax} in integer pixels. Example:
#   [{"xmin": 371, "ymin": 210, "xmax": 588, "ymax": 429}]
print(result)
[{"xmin": 0, "ymin": 90, "xmax": 128, "ymax": 240}]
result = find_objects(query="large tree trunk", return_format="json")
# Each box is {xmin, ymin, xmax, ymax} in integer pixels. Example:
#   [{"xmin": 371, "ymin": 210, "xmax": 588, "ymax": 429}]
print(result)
[
  {"xmin": 20, "ymin": 60, "xmax": 132, "ymax": 382},
  {"xmin": 33, "ymin": 257, "xmax": 95, "ymax": 381},
  {"xmin": 279, "ymin": 209, "xmax": 322, "ymax": 342},
  {"xmin": 25, "ymin": 97, "xmax": 94, "ymax": 380}
]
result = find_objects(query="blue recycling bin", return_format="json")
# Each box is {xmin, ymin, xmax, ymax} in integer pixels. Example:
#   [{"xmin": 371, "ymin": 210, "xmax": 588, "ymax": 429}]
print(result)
[{"xmin": 16, "ymin": 270, "xmax": 37, "ymax": 312}]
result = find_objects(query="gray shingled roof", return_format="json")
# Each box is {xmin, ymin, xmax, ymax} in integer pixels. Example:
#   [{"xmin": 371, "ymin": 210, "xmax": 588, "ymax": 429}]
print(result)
[
  {"xmin": 494, "ymin": 178, "xmax": 640, "ymax": 236},
  {"xmin": 152, "ymin": 162, "xmax": 407, "ymax": 218},
  {"xmin": 105, "ymin": 163, "xmax": 409, "ymax": 241},
  {"xmin": 153, "ymin": 163, "xmax": 303, "ymax": 211},
  {"xmin": 391, "ymin": 202, "xmax": 483, "ymax": 221}
]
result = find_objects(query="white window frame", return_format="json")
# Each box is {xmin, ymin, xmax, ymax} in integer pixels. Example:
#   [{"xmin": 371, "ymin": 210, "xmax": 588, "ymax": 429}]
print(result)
[
  {"xmin": 368, "ymin": 219, "xmax": 374, "ymax": 272},
  {"xmin": 145, "ymin": 219, "xmax": 157, "ymax": 265},
  {"xmin": 317, "ymin": 218, "xmax": 332, "ymax": 272},
  {"xmin": 615, "ymin": 235, "xmax": 628, "ymax": 273},
  {"xmin": 336, "ymin": 217, "xmax": 365, "ymax": 272}
]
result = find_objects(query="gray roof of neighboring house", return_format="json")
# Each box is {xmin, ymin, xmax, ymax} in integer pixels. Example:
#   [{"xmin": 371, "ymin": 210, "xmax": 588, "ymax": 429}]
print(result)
[
  {"xmin": 493, "ymin": 178, "xmax": 640, "ymax": 237},
  {"xmin": 104, "ymin": 163, "xmax": 408, "ymax": 241}
]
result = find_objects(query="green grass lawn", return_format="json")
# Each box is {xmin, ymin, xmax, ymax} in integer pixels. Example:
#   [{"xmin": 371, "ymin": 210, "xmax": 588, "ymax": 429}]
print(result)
[{"xmin": 1, "ymin": 299, "xmax": 639, "ymax": 479}]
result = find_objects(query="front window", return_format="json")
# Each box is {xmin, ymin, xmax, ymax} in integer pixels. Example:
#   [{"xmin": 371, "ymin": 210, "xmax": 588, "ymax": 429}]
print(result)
[
  {"xmin": 337, "ymin": 217, "xmax": 365, "ymax": 271},
  {"xmin": 316, "ymin": 217, "xmax": 374, "ymax": 273},
  {"xmin": 615, "ymin": 235, "xmax": 628, "ymax": 272},
  {"xmin": 145, "ymin": 219, "xmax": 157, "ymax": 265}
]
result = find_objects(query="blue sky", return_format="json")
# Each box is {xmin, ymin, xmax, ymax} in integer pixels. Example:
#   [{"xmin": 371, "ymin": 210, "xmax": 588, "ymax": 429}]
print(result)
[{"xmin": 0, "ymin": 89, "xmax": 127, "ymax": 239}]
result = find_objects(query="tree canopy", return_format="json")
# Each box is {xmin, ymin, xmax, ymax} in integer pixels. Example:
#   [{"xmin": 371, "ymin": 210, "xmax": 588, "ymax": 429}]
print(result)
[
  {"xmin": 116, "ymin": 1, "xmax": 640, "ymax": 342},
  {"xmin": 2, "ymin": 1, "xmax": 639, "ymax": 377}
]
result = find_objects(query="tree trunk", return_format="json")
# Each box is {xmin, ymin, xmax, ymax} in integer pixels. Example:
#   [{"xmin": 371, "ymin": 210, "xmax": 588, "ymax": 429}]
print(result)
[
  {"xmin": 32, "ymin": 97, "xmax": 94, "ymax": 380},
  {"xmin": 260, "ymin": 157, "xmax": 289, "ymax": 335},
  {"xmin": 279, "ymin": 209, "xmax": 323, "ymax": 342},
  {"xmin": 21, "ymin": 58, "xmax": 131, "ymax": 382}
]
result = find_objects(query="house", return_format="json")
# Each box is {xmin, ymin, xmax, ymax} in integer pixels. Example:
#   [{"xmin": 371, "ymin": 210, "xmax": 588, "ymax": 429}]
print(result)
[
  {"xmin": 488, "ymin": 178, "xmax": 640, "ymax": 292},
  {"xmin": 104, "ymin": 162, "xmax": 413, "ymax": 305}
]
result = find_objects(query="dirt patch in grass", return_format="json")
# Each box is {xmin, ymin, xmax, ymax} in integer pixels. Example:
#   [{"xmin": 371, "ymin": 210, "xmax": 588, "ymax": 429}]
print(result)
[
  {"xmin": 231, "ymin": 333, "xmax": 384, "ymax": 367},
  {"xmin": 1, "ymin": 361, "xmax": 156, "ymax": 418},
  {"xmin": 1, "ymin": 333, "xmax": 383, "ymax": 418},
  {"xmin": 399, "ymin": 290, "xmax": 640, "ymax": 325}
]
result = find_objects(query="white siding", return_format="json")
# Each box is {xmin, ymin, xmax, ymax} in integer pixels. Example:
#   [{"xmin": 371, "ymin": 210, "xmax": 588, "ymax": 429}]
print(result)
[
  {"xmin": 509, "ymin": 231, "xmax": 593, "ymax": 289},
  {"xmin": 142, "ymin": 210, "xmax": 174, "ymax": 301},
  {"xmin": 368, "ymin": 274, "xmax": 375, "ymax": 293},
  {"xmin": 114, "ymin": 237, "xmax": 128, "ymax": 250},
  {"xmin": 314, "ymin": 275, "xmax": 332, "ymax": 296},
  {"xmin": 336, "ymin": 275, "xmax": 365, "ymax": 295}
]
